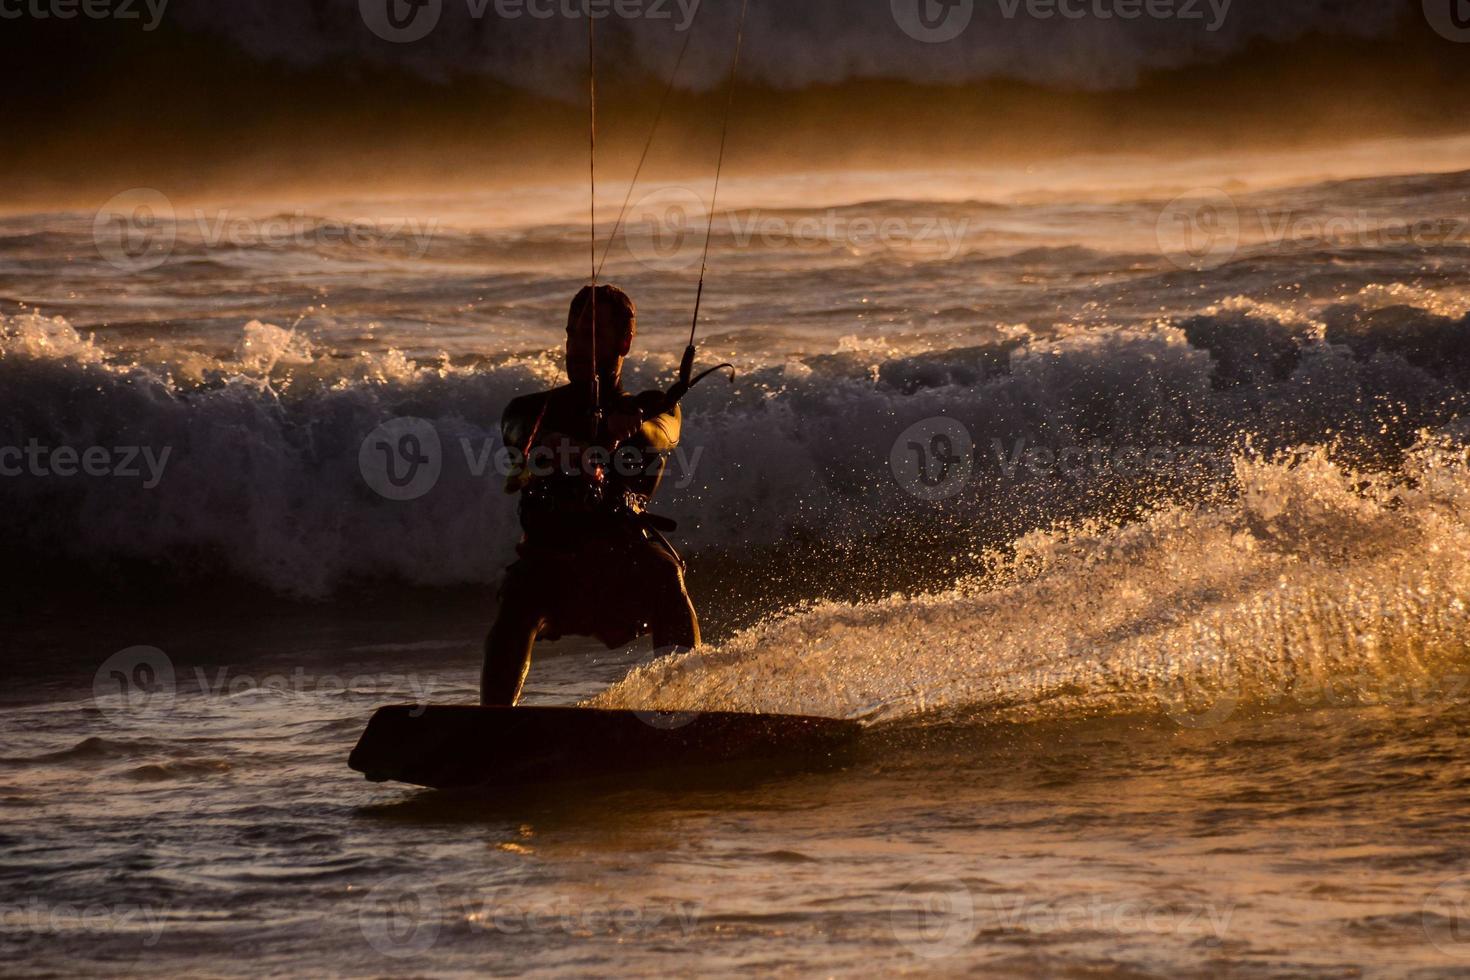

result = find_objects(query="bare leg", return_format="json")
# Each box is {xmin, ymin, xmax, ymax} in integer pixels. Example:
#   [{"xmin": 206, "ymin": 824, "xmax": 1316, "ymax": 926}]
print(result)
[
  {"xmin": 481, "ymin": 580, "xmax": 546, "ymax": 706},
  {"xmin": 649, "ymin": 564, "xmax": 700, "ymax": 652}
]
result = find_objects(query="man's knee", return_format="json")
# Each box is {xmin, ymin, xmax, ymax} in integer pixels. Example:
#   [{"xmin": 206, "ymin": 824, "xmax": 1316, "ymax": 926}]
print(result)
[{"xmin": 488, "ymin": 574, "xmax": 545, "ymax": 649}]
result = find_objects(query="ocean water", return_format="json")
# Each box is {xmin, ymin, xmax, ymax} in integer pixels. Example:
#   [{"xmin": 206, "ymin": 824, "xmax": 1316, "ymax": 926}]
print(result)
[{"xmin": 4, "ymin": 142, "xmax": 1470, "ymax": 975}]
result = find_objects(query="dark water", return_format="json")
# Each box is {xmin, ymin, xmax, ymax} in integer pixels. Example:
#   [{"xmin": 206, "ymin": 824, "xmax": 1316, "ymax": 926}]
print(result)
[
  {"xmin": 4, "ymin": 619, "xmax": 1470, "ymax": 977},
  {"xmin": 5, "ymin": 145, "xmax": 1470, "ymax": 975}
]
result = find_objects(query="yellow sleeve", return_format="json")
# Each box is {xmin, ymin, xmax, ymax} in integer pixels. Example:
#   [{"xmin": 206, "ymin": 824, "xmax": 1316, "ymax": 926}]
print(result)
[{"xmin": 637, "ymin": 403, "xmax": 681, "ymax": 453}]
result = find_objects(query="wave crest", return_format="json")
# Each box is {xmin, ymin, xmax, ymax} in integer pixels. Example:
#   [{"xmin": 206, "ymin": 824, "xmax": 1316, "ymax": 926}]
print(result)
[{"xmin": 2, "ymin": 299, "xmax": 1467, "ymax": 599}]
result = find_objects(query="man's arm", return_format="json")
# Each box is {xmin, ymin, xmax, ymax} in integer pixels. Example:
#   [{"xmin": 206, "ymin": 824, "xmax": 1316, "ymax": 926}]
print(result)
[
  {"xmin": 609, "ymin": 390, "xmax": 682, "ymax": 452},
  {"xmin": 635, "ymin": 399, "xmax": 681, "ymax": 453},
  {"xmin": 501, "ymin": 392, "xmax": 549, "ymax": 493},
  {"xmin": 608, "ymin": 392, "xmax": 683, "ymax": 502}
]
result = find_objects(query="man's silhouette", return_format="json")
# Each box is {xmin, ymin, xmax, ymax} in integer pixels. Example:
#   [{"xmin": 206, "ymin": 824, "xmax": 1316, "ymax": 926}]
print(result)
[{"xmin": 482, "ymin": 284, "xmax": 700, "ymax": 705}]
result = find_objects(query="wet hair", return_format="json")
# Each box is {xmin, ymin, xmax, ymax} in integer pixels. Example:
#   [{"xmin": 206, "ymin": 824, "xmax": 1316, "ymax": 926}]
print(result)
[{"xmin": 566, "ymin": 284, "xmax": 636, "ymax": 344}]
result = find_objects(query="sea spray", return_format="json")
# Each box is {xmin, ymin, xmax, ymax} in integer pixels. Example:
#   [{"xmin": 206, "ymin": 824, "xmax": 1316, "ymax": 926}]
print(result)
[{"xmin": 596, "ymin": 440, "xmax": 1470, "ymax": 726}]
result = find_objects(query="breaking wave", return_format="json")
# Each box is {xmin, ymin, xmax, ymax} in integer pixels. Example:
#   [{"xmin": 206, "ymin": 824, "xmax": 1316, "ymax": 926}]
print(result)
[{"xmin": 3, "ymin": 289, "xmax": 1469, "ymax": 599}]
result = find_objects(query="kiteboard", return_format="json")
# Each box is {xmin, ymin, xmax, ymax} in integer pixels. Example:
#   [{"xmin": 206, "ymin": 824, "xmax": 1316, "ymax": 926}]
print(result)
[{"xmin": 349, "ymin": 704, "xmax": 862, "ymax": 791}]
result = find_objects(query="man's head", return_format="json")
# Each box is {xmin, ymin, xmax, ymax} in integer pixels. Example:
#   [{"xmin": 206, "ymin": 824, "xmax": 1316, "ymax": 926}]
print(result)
[{"xmin": 566, "ymin": 284, "xmax": 636, "ymax": 387}]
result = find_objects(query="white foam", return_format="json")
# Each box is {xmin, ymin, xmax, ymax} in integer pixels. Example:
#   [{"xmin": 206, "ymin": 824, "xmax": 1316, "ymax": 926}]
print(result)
[
  {"xmin": 597, "ymin": 439, "xmax": 1470, "ymax": 725},
  {"xmin": 2, "ymin": 297, "xmax": 1466, "ymax": 600}
]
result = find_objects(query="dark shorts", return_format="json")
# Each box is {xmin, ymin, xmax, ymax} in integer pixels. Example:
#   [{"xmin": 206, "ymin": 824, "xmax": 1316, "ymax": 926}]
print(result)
[{"xmin": 500, "ymin": 523, "xmax": 690, "ymax": 649}]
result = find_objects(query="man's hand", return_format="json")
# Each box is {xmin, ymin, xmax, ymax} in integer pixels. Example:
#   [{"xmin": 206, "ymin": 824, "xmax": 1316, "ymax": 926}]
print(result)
[{"xmin": 606, "ymin": 407, "xmax": 644, "ymax": 445}]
